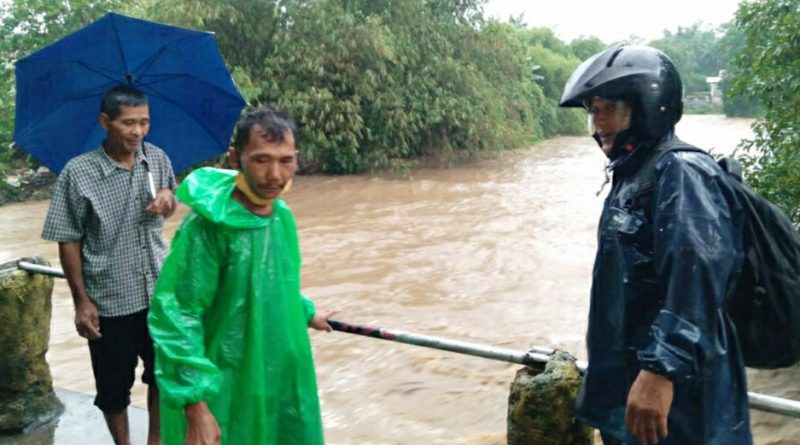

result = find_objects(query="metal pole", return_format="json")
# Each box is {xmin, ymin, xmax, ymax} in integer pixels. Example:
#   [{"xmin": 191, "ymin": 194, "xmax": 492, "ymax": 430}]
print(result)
[
  {"xmin": 747, "ymin": 392, "xmax": 800, "ymax": 418},
  {"xmin": 328, "ymin": 319, "xmax": 800, "ymax": 420},
  {"xmin": 15, "ymin": 263, "xmax": 800, "ymax": 420},
  {"xmin": 17, "ymin": 261, "xmax": 65, "ymax": 278},
  {"xmin": 328, "ymin": 319, "xmax": 559, "ymax": 368}
]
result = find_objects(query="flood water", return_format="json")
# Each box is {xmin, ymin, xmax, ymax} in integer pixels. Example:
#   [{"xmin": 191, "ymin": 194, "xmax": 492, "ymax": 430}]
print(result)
[{"xmin": 1, "ymin": 115, "xmax": 798, "ymax": 444}]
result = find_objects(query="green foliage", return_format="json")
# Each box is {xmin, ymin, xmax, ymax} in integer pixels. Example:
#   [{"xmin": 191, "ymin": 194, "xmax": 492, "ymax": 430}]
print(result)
[
  {"xmin": 513, "ymin": 27, "xmax": 586, "ymax": 136},
  {"xmin": 644, "ymin": 21, "xmax": 765, "ymax": 119},
  {"xmin": 0, "ymin": 0, "xmax": 591, "ymax": 178},
  {"xmin": 143, "ymin": 0, "xmax": 569, "ymax": 174},
  {"xmin": 729, "ymin": 0, "xmax": 800, "ymax": 224},
  {"xmin": 649, "ymin": 23, "xmax": 722, "ymax": 94},
  {"xmin": 720, "ymin": 78, "xmax": 763, "ymax": 117},
  {"xmin": 568, "ymin": 37, "xmax": 606, "ymax": 61},
  {"xmin": 715, "ymin": 23, "xmax": 763, "ymax": 117}
]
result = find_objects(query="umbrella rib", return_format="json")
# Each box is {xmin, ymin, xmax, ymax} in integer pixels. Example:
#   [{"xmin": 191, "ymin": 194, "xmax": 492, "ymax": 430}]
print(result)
[
  {"xmin": 132, "ymin": 34, "xmax": 199, "ymax": 81},
  {"xmin": 120, "ymin": 33, "xmax": 244, "ymax": 150},
  {"xmin": 130, "ymin": 34, "xmax": 245, "ymax": 104},
  {"xmin": 18, "ymin": 57, "xmax": 121, "ymax": 83},
  {"xmin": 145, "ymin": 86, "xmax": 233, "ymax": 148},
  {"xmin": 77, "ymin": 61, "xmax": 125, "ymax": 83},
  {"xmin": 15, "ymin": 97, "xmax": 102, "ymax": 150},
  {"xmin": 137, "ymin": 73, "xmax": 245, "ymax": 105},
  {"xmin": 109, "ymin": 14, "xmax": 132, "ymax": 84}
]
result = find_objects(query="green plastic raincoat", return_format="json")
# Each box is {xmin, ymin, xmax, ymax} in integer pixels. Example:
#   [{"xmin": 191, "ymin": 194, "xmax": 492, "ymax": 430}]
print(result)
[{"xmin": 148, "ymin": 167, "xmax": 324, "ymax": 445}]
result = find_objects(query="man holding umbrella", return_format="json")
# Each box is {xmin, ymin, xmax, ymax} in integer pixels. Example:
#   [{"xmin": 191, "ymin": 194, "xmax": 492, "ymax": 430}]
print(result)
[
  {"xmin": 42, "ymin": 85, "xmax": 176, "ymax": 445},
  {"xmin": 17, "ymin": 12, "xmax": 246, "ymax": 445}
]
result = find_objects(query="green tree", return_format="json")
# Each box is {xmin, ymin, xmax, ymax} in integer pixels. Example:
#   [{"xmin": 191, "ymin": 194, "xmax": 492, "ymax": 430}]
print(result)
[
  {"xmin": 715, "ymin": 22, "xmax": 763, "ymax": 117},
  {"xmin": 568, "ymin": 36, "xmax": 607, "ymax": 61},
  {"xmin": 144, "ymin": 0, "xmax": 556, "ymax": 174},
  {"xmin": 649, "ymin": 23, "xmax": 721, "ymax": 94},
  {"xmin": 2, "ymin": 0, "xmax": 586, "ymax": 180},
  {"xmin": 729, "ymin": 0, "xmax": 800, "ymax": 224},
  {"xmin": 514, "ymin": 27, "xmax": 585, "ymax": 136}
]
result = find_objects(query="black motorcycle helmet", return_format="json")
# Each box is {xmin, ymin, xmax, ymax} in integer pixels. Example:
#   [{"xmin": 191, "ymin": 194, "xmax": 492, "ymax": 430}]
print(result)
[{"xmin": 559, "ymin": 45, "xmax": 683, "ymax": 142}]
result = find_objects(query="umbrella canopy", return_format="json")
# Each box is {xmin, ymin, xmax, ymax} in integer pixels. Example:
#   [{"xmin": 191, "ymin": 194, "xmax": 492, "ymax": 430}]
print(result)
[{"xmin": 14, "ymin": 12, "xmax": 247, "ymax": 174}]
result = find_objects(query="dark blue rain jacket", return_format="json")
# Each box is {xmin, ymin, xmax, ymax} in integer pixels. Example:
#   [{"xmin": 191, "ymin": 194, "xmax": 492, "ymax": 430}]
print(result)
[{"xmin": 575, "ymin": 134, "xmax": 753, "ymax": 444}]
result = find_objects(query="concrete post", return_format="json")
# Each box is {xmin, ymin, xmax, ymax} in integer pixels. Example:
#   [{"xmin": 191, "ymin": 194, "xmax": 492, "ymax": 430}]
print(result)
[
  {"xmin": 507, "ymin": 351, "xmax": 593, "ymax": 445},
  {"xmin": 0, "ymin": 257, "xmax": 63, "ymax": 433}
]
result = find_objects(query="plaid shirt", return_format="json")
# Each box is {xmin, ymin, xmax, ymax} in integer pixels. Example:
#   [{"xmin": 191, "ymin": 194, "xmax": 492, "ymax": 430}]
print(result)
[{"xmin": 42, "ymin": 142, "xmax": 176, "ymax": 316}]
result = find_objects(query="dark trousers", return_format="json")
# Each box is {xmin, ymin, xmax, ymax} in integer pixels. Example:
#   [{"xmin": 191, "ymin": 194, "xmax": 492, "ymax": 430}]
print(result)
[{"xmin": 88, "ymin": 308, "xmax": 155, "ymax": 414}]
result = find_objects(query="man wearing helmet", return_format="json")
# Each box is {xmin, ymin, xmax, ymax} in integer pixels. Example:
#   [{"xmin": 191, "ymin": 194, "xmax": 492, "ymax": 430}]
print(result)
[{"xmin": 560, "ymin": 46, "xmax": 751, "ymax": 445}]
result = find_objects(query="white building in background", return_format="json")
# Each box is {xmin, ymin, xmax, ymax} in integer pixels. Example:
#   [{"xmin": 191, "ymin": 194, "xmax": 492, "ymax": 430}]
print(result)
[{"xmin": 706, "ymin": 69, "xmax": 726, "ymax": 106}]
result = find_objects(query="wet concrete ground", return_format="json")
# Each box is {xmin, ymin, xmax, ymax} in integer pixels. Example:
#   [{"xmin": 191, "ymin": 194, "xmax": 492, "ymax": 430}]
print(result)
[{"xmin": 0, "ymin": 389, "xmax": 147, "ymax": 445}]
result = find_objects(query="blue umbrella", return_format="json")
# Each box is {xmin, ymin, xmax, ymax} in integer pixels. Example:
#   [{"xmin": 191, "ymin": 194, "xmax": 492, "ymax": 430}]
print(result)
[{"xmin": 14, "ymin": 12, "xmax": 247, "ymax": 174}]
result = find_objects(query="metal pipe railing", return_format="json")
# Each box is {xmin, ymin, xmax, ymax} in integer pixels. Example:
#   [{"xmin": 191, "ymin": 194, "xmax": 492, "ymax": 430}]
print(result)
[
  {"xmin": 326, "ymin": 319, "xmax": 800, "ymax": 419},
  {"xmin": 17, "ymin": 261, "xmax": 65, "ymax": 278},
  {"xmin": 15, "ymin": 261, "xmax": 800, "ymax": 419}
]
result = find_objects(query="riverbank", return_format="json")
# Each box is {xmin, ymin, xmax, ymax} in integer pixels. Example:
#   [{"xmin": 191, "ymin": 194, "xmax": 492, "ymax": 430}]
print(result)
[
  {"xmin": 0, "ymin": 167, "xmax": 56, "ymax": 206},
  {"xmin": 0, "ymin": 112, "xmax": 750, "ymax": 208},
  {"xmin": 0, "ymin": 144, "xmax": 512, "ymax": 207}
]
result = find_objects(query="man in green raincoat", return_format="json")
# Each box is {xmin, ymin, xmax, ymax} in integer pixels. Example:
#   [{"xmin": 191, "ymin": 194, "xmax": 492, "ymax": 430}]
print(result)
[{"xmin": 148, "ymin": 108, "xmax": 333, "ymax": 445}]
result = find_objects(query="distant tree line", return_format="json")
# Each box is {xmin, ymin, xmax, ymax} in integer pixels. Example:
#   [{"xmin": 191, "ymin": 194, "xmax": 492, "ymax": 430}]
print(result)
[
  {"xmin": 0, "ymin": 0, "xmax": 594, "ymax": 176},
  {"xmin": 643, "ymin": 22, "xmax": 761, "ymax": 117},
  {"xmin": 0, "ymin": 0, "xmax": 796, "ymax": 221}
]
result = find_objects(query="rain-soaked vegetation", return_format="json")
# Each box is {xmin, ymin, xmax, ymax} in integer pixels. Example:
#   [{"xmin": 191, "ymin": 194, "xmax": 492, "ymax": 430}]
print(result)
[{"xmin": 0, "ymin": 0, "xmax": 797, "ymax": 221}]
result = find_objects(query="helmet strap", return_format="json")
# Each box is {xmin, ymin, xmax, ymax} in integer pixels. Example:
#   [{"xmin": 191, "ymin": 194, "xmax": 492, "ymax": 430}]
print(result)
[{"xmin": 595, "ymin": 129, "xmax": 638, "ymax": 160}]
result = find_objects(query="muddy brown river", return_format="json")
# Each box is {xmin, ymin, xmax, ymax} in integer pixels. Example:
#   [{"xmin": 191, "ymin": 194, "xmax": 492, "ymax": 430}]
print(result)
[{"xmin": 1, "ymin": 115, "xmax": 797, "ymax": 444}]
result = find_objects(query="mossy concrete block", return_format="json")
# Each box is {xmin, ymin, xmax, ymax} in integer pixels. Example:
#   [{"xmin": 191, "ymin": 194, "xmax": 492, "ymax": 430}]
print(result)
[
  {"xmin": 507, "ymin": 351, "xmax": 593, "ymax": 445},
  {"xmin": 0, "ymin": 257, "xmax": 63, "ymax": 433}
]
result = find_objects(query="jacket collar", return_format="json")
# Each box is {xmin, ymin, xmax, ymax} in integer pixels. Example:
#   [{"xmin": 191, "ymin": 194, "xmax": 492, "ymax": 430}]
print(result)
[{"xmin": 609, "ymin": 130, "xmax": 676, "ymax": 179}]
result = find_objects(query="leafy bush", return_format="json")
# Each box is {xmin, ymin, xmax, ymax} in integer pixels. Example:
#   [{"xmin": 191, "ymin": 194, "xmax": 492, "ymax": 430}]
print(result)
[{"xmin": 730, "ymin": 0, "xmax": 800, "ymax": 224}]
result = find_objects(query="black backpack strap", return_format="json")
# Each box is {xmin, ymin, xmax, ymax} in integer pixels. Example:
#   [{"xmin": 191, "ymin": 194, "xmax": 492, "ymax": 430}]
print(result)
[
  {"xmin": 631, "ymin": 139, "xmax": 707, "ymax": 214},
  {"xmin": 718, "ymin": 157, "xmax": 744, "ymax": 183}
]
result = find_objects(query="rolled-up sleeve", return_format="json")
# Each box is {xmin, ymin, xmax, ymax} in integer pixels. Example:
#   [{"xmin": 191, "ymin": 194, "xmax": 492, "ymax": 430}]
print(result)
[{"xmin": 301, "ymin": 294, "xmax": 316, "ymax": 324}]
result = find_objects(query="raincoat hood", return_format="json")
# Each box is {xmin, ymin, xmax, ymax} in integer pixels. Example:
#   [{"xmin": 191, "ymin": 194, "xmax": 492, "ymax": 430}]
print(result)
[
  {"xmin": 176, "ymin": 167, "xmax": 285, "ymax": 229},
  {"xmin": 150, "ymin": 165, "xmax": 323, "ymax": 445}
]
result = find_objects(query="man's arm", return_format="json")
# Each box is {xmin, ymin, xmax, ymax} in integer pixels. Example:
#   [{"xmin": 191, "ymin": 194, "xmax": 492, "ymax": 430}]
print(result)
[
  {"xmin": 184, "ymin": 401, "xmax": 221, "ymax": 445},
  {"xmin": 59, "ymin": 241, "xmax": 101, "ymax": 339},
  {"xmin": 308, "ymin": 307, "xmax": 335, "ymax": 332}
]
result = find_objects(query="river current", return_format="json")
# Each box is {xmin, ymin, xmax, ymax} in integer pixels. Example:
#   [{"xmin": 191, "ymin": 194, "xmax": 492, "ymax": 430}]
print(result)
[{"xmin": 1, "ymin": 115, "xmax": 797, "ymax": 444}]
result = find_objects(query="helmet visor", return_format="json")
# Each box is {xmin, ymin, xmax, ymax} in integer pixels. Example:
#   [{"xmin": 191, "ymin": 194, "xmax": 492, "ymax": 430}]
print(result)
[{"xmin": 584, "ymin": 97, "xmax": 631, "ymax": 137}]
